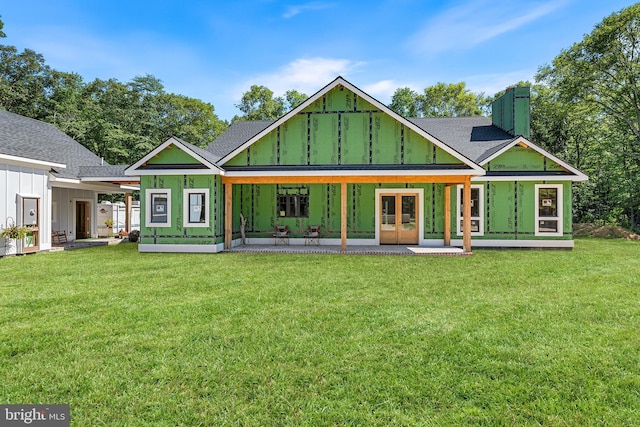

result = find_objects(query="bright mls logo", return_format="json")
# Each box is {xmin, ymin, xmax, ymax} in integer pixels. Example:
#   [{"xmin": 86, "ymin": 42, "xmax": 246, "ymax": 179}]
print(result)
[{"xmin": 0, "ymin": 405, "xmax": 69, "ymax": 426}]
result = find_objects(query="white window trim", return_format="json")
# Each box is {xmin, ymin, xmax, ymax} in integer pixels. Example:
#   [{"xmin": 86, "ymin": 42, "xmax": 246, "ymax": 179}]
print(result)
[
  {"xmin": 183, "ymin": 188, "xmax": 210, "ymax": 228},
  {"xmin": 145, "ymin": 188, "xmax": 172, "ymax": 228},
  {"xmin": 456, "ymin": 184, "xmax": 484, "ymax": 236},
  {"xmin": 535, "ymin": 184, "xmax": 563, "ymax": 237}
]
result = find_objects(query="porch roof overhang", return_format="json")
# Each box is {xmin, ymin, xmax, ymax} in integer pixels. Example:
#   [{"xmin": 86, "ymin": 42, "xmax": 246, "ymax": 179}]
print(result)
[{"xmin": 221, "ymin": 165, "xmax": 483, "ymax": 184}]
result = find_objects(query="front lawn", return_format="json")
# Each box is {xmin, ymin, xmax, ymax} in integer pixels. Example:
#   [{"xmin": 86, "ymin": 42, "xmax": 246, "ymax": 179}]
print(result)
[{"xmin": 1, "ymin": 240, "xmax": 639, "ymax": 425}]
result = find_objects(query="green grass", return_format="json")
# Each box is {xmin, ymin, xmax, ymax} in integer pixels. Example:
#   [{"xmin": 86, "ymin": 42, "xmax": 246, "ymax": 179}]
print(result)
[{"xmin": 1, "ymin": 240, "xmax": 639, "ymax": 426}]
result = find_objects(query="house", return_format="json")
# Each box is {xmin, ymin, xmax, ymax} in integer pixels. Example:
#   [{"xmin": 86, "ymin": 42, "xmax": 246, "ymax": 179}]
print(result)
[
  {"xmin": 125, "ymin": 76, "xmax": 587, "ymax": 254},
  {"xmin": 0, "ymin": 110, "xmax": 139, "ymax": 255}
]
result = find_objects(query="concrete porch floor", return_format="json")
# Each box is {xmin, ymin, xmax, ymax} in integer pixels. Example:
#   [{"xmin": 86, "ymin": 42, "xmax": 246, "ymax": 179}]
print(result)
[
  {"xmin": 228, "ymin": 244, "xmax": 470, "ymax": 256},
  {"xmin": 50, "ymin": 237, "xmax": 126, "ymax": 251}
]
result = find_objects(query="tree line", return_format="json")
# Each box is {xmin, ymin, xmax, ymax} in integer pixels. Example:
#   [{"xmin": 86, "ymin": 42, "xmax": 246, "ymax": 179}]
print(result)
[{"xmin": 2, "ymin": 5, "xmax": 640, "ymax": 229}]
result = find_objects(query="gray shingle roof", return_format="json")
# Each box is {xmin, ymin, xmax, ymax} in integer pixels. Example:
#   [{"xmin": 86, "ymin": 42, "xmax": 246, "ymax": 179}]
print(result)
[
  {"xmin": 78, "ymin": 165, "xmax": 129, "ymax": 178},
  {"xmin": 0, "ymin": 110, "xmax": 106, "ymax": 179},
  {"xmin": 206, "ymin": 120, "xmax": 272, "ymax": 159},
  {"xmin": 408, "ymin": 116, "xmax": 514, "ymax": 163},
  {"xmin": 207, "ymin": 116, "xmax": 514, "ymax": 165}
]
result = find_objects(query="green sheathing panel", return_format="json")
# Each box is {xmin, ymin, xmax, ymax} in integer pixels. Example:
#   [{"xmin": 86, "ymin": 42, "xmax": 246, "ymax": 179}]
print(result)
[
  {"xmin": 424, "ymin": 184, "xmax": 446, "ymax": 239},
  {"xmin": 280, "ymin": 114, "xmax": 307, "ymax": 165},
  {"xmin": 404, "ymin": 127, "xmax": 433, "ymax": 164},
  {"xmin": 146, "ymin": 144, "xmax": 202, "ymax": 165},
  {"xmin": 140, "ymin": 174, "xmax": 221, "ymax": 246},
  {"xmin": 452, "ymin": 180, "xmax": 573, "ymax": 241},
  {"xmin": 435, "ymin": 147, "xmax": 461, "ymax": 164},
  {"xmin": 225, "ymin": 149, "xmax": 247, "ymax": 167},
  {"xmin": 341, "ymin": 113, "xmax": 369, "ymax": 165},
  {"xmin": 224, "ymin": 85, "xmax": 462, "ymax": 168},
  {"xmin": 238, "ymin": 184, "xmax": 343, "ymax": 239},
  {"xmin": 491, "ymin": 87, "xmax": 530, "ymax": 138},
  {"xmin": 371, "ymin": 113, "xmax": 401, "ymax": 165},
  {"xmin": 489, "ymin": 145, "xmax": 546, "ymax": 171},
  {"xmin": 310, "ymin": 114, "xmax": 339, "ymax": 164}
]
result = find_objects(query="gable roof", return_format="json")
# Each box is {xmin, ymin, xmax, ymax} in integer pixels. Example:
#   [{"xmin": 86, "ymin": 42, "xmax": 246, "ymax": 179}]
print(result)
[
  {"xmin": 0, "ymin": 110, "xmax": 106, "ymax": 179},
  {"xmin": 125, "ymin": 136, "xmax": 222, "ymax": 176},
  {"xmin": 213, "ymin": 77, "xmax": 485, "ymax": 175},
  {"xmin": 479, "ymin": 136, "xmax": 588, "ymax": 181}
]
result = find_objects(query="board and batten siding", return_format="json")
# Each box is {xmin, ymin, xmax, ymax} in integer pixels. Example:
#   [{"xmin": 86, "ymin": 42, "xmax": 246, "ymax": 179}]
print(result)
[
  {"xmin": 51, "ymin": 187, "xmax": 98, "ymax": 242},
  {"xmin": 0, "ymin": 162, "xmax": 51, "ymax": 251}
]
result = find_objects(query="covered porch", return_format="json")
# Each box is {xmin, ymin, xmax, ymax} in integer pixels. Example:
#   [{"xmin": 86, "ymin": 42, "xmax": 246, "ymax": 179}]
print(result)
[{"xmin": 222, "ymin": 173, "xmax": 477, "ymax": 254}]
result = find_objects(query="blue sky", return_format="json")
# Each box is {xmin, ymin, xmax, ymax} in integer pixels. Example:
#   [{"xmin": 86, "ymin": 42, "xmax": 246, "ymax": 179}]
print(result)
[{"xmin": 1, "ymin": 1, "xmax": 635, "ymax": 121}]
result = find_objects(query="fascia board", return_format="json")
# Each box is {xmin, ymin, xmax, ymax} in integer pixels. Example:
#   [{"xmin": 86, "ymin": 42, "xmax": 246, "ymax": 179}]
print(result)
[
  {"xmin": 0, "ymin": 153, "xmax": 66, "ymax": 169},
  {"xmin": 473, "ymin": 175, "xmax": 587, "ymax": 182},
  {"xmin": 120, "ymin": 185, "xmax": 140, "ymax": 191},
  {"xmin": 480, "ymin": 136, "xmax": 588, "ymax": 181},
  {"xmin": 80, "ymin": 177, "xmax": 141, "ymax": 182},
  {"xmin": 133, "ymin": 169, "xmax": 221, "ymax": 176},
  {"xmin": 49, "ymin": 176, "xmax": 80, "ymax": 184},
  {"xmin": 50, "ymin": 180, "xmax": 129, "ymax": 192},
  {"xmin": 223, "ymin": 169, "xmax": 484, "ymax": 177}
]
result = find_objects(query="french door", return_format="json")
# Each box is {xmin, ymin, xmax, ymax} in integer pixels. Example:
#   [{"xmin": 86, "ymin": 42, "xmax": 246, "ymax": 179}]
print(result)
[{"xmin": 380, "ymin": 194, "xmax": 418, "ymax": 244}]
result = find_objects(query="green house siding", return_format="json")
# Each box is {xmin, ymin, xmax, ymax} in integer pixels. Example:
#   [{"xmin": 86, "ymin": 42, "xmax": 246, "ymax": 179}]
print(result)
[
  {"xmin": 146, "ymin": 144, "xmax": 203, "ymax": 165},
  {"xmin": 224, "ymin": 86, "xmax": 463, "ymax": 168},
  {"xmin": 140, "ymin": 174, "xmax": 223, "ymax": 245},
  {"xmin": 488, "ymin": 145, "xmax": 567, "ymax": 172},
  {"xmin": 449, "ymin": 181, "xmax": 573, "ymax": 241},
  {"xmin": 230, "ymin": 183, "xmax": 454, "ymax": 241}
]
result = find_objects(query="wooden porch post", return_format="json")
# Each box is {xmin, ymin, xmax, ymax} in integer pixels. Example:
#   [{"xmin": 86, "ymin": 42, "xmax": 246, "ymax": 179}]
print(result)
[
  {"xmin": 444, "ymin": 185, "xmax": 451, "ymax": 247},
  {"xmin": 125, "ymin": 193, "xmax": 132, "ymax": 232},
  {"xmin": 224, "ymin": 182, "xmax": 232, "ymax": 250},
  {"xmin": 463, "ymin": 177, "xmax": 472, "ymax": 253},
  {"xmin": 341, "ymin": 181, "xmax": 347, "ymax": 252}
]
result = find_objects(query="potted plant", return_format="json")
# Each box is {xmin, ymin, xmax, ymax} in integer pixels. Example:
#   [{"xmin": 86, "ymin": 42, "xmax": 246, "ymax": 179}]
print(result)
[
  {"xmin": 128, "ymin": 230, "xmax": 140, "ymax": 243},
  {"xmin": 1, "ymin": 218, "xmax": 30, "ymax": 256}
]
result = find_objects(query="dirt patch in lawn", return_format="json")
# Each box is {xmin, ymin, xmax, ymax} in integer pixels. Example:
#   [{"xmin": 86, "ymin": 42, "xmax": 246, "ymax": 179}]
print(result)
[{"xmin": 574, "ymin": 223, "xmax": 640, "ymax": 240}]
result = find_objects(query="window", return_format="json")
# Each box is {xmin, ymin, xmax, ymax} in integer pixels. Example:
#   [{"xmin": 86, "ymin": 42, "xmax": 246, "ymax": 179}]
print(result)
[
  {"xmin": 456, "ymin": 185, "xmax": 484, "ymax": 236},
  {"xmin": 535, "ymin": 184, "xmax": 563, "ymax": 236},
  {"xmin": 277, "ymin": 186, "xmax": 309, "ymax": 218},
  {"xmin": 183, "ymin": 189, "xmax": 210, "ymax": 227},
  {"xmin": 145, "ymin": 189, "xmax": 172, "ymax": 227}
]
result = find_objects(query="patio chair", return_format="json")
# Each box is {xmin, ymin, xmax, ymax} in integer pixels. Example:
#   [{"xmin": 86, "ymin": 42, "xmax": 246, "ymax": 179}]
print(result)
[
  {"xmin": 273, "ymin": 225, "xmax": 289, "ymax": 245},
  {"xmin": 304, "ymin": 225, "xmax": 321, "ymax": 246},
  {"xmin": 52, "ymin": 230, "xmax": 67, "ymax": 245}
]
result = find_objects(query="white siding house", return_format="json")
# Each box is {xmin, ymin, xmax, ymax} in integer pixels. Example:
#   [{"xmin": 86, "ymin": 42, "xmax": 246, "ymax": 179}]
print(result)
[{"xmin": 0, "ymin": 110, "xmax": 139, "ymax": 255}]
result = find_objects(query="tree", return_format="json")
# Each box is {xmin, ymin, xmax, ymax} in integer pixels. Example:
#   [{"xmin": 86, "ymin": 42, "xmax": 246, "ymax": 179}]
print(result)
[
  {"xmin": 233, "ymin": 86, "xmax": 308, "ymax": 121},
  {"xmin": 421, "ymin": 82, "xmax": 483, "ymax": 117},
  {"xmin": 0, "ymin": 46, "xmax": 53, "ymax": 119},
  {"xmin": 234, "ymin": 85, "xmax": 285, "ymax": 121},
  {"xmin": 388, "ymin": 83, "xmax": 485, "ymax": 117},
  {"xmin": 389, "ymin": 87, "xmax": 421, "ymax": 117},
  {"xmin": 0, "ymin": 17, "xmax": 6, "ymax": 38},
  {"xmin": 538, "ymin": 3, "xmax": 640, "ymax": 229},
  {"xmin": 283, "ymin": 89, "xmax": 307, "ymax": 111}
]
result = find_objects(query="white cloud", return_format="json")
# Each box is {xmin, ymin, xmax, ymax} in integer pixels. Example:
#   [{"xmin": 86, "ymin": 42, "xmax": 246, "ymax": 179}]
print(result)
[
  {"xmin": 408, "ymin": 0, "xmax": 570, "ymax": 54},
  {"xmin": 360, "ymin": 80, "xmax": 405, "ymax": 103},
  {"xmin": 236, "ymin": 57, "xmax": 366, "ymax": 98},
  {"xmin": 283, "ymin": 2, "xmax": 335, "ymax": 19}
]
